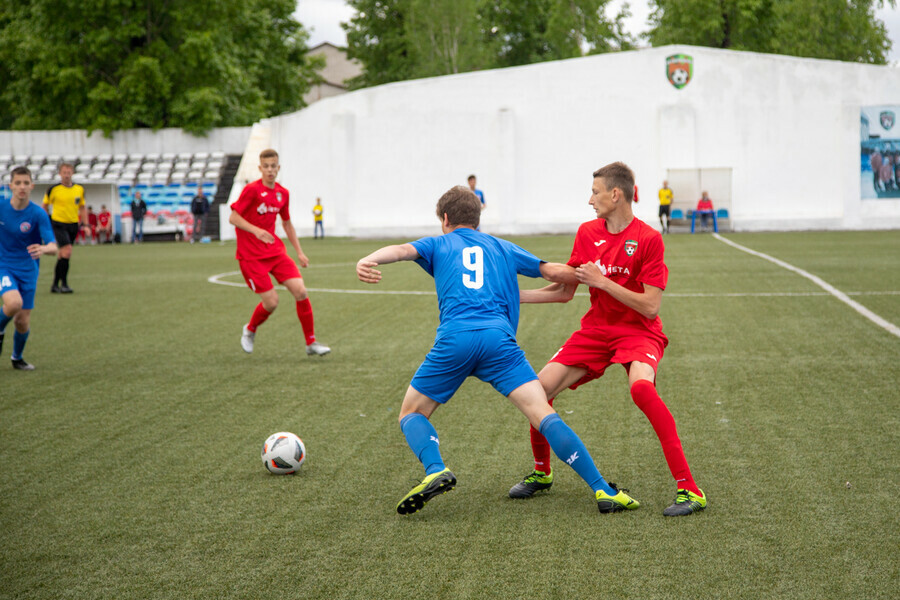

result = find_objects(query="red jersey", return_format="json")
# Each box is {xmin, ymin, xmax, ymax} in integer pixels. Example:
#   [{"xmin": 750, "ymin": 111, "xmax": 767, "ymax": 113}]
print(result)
[
  {"xmin": 568, "ymin": 218, "xmax": 668, "ymax": 342},
  {"xmin": 98, "ymin": 211, "xmax": 111, "ymax": 228},
  {"xmin": 230, "ymin": 179, "xmax": 291, "ymax": 260},
  {"xmin": 696, "ymin": 198, "xmax": 713, "ymax": 211},
  {"xmin": 87, "ymin": 212, "xmax": 98, "ymax": 227}
]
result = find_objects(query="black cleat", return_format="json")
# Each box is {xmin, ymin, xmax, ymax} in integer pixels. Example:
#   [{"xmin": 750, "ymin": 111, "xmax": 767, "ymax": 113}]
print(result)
[
  {"xmin": 11, "ymin": 358, "xmax": 35, "ymax": 371},
  {"xmin": 50, "ymin": 285, "xmax": 61, "ymax": 293},
  {"xmin": 508, "ymin": 469, "xmax": 553, "ymax": 499},
  {"xmin": 59, "ymin": 285, "xmax": 74, "ymax": 293}
]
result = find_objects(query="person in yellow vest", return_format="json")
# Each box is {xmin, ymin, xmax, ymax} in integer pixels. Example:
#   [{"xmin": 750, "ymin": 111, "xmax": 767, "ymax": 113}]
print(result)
[
  {"xmin": 312, "ymin": 198, "xmax": 324, "ymax": 240},
  {"xmin": 658, "ymin": 180, "xmax": 673, "ymax": 234},
  {"xmin": 43, "ymin": 163, "xmax": 86, "ymax": 293}
]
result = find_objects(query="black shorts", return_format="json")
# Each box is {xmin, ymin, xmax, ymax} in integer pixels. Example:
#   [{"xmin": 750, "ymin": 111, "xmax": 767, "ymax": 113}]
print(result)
[
  {"xmin": 659, "ymin": 205, "xmax": 671, "ymax": 217},
  {"xmin": 52, "ymin": 221, "xmax": 80, "ymax": 247}
]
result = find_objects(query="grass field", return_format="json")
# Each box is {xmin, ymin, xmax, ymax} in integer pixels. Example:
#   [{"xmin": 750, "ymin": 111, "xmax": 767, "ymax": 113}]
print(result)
[{"xmin": 1, "ymin": 230, "xmax": 898, "ymax": 599}]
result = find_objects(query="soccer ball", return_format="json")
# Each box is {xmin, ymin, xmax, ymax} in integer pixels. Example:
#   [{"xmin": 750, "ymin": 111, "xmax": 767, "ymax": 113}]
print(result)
[
  {"xmin": 261, "ymin": 431, "xmax": 306, "ymax": 475},
  {"xmin": 671, "ymin": 68, "xmax": 689, "ymax": 86}
]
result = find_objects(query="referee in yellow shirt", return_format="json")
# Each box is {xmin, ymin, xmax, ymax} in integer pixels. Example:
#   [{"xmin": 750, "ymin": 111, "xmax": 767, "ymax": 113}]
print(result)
[
  {"xmin": 658, "ymin": 180, "xmax": 673, "ymax": 234},
  {"xmin": 43, "ymin": 163, "xmax": 86, "ymax": 293}
]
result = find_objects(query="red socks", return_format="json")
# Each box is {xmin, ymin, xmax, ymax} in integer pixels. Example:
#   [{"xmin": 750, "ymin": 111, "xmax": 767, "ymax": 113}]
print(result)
[
  {"xmin": 530, "ymin": 397, "xmax": 553, "ymax": 473},
  {"xmin": 630, "ymin": 380, "xmax": 700, "ymax": 495},
  {"xmin": 295, "ymin": 298, "xmax": 316, "ymax": 345},
  {"xmin": 247, "ymin": 303, "xmax": 272, "ymax": 332}
]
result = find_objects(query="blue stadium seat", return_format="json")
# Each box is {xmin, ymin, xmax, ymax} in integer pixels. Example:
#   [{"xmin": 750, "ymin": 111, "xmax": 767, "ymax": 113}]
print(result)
[
  {"xmin": 671, "ymin": 209, "xmax": 684, "ymax": 220},
  {"xmin": 717, "ymin": 208, "xmax": 730, "ymax": 219}
]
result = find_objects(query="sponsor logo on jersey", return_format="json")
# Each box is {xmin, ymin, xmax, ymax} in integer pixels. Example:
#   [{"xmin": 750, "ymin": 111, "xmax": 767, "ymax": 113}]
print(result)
[
  {"xmin": 666, "ymin": 54, "xmax": 693, "ymax": 89},
  {"xmin": 625, "ymin": 239, "xmax": 638, "ymax": 256},
  {"xmin": 19, "ymin": 222, "xmax": 31, "ymax": 233},
  {"xmin": 881, "ymin": 111, "xmax": 895, "ymax": 130},
  {"xmin": 256, "ymin": 203, "xmax": 280, "ymax": 215},
  {"xmin": 594, "ymin": 260, "xmax": 630, "ymax": 276},
  {"xmin": 594, "ymin": 240, "xmax": 607, "ymax": 246}
]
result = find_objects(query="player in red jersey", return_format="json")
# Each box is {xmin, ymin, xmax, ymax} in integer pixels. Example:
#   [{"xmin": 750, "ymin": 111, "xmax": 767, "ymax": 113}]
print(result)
[
  {"xmin": 229, "ymin": 149, "xmax": 330, "ymax": 357},
  {"xmin": 508, "ymin": 161, "xmax": 706, "ymax": 516},
  {"xmin": 97, "ymin": 205, "xmax": 113, "ymax": 243}
]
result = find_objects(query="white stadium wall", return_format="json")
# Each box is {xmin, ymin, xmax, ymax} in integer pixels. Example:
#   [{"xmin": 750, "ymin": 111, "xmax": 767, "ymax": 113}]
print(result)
[{"xmin": 247, "ymin": 44, "xmax": 900, "ymax": 238}]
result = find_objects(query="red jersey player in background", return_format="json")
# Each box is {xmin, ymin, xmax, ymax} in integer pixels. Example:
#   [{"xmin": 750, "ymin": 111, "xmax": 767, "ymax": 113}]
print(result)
[
  {"xmin": 97, "ymin": 205, "xmax": 113, "ymax": 243},
  {"xmin": 509, "ymin": 161, "xmax": 706, "ymax": 516},
  {"xmin": 229, "ymin": 148, "xmax": 330, "ymax": 357}
]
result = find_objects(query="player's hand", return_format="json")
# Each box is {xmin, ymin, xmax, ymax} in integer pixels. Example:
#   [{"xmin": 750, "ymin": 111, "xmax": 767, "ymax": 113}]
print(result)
[
  {"xmin": 357, "ymin": 260, "xmax": 382, "ymax": 284},
  {"xmin": 575, "ymin": 261, "xmax": 608, "ymax": 288},
  {"xmin": 255, "ymin": 229, "xmax": 275, "ymax": 244},
  {"xmin": 27, "ymin": 243, "xmax": 44, "ymax": 259},
  {"xmin": 297, "ymin": 252, "xmax": 309, "ymax": 268}
]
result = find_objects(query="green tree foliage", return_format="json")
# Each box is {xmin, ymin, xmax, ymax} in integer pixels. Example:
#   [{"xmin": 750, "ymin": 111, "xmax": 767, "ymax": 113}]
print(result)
[
  {"xmin": 0, "ymin": 0, "xmax": 322, "ymax": 134},
  {"xmin": 646, "ymin": 0, "xmax": 895, "ymax": 64},
  {"xmin": 343, "ymin": 0, "xmax": 632, "ymax": 87}
]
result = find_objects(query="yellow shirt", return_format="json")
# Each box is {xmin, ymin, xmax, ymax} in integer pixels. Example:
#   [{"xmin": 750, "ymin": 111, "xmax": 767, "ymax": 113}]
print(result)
[
  {"xmin": 313, "ymin": 204, "xmax": 323, "ymax": 222},
  {"xmin": 658, "ymin": 188, "xmax": 673, "ymax": 206},
  {"xmin": 43, "ymin": 183, "xmax": 86, "ymax": 224}
]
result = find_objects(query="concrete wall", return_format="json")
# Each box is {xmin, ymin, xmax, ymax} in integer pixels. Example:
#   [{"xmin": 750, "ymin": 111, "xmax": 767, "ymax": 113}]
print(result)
[
  {"xmin": 254, "ymin": 44, "xmax": 900, "ymax": 238},
  {"xmin": 0, "ymin": 126, "xmax": 250, "ymax": 157}
]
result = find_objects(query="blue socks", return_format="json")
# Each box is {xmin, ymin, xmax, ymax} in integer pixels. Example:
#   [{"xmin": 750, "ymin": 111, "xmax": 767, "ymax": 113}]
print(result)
[
  {"xmin": 11, "ymin": 329, "xmax": 29, "ymax": 361},
  {"xmin": 0, "ymin": 311, "xmax": 11, "ymax": 332},
  {"xmin": 400, "ymin": 413, "xmax": 446, "ymax": 476},
  {"xmin": 539, "ymin": 413, "xmax": 617, "ymax": 496}
]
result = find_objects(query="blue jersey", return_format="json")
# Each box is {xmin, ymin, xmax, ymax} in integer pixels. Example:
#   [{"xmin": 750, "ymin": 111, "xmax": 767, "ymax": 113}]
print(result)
[
  {"xmin": 473, "ymin": 189, "xmax": 485, "ymax": 205},
  {"xmin": 410, "ymin": 228, "xmax": 543, "ymax": 339},
  {"xmin": 0, "ymin": 200, "xmax": 56, "ymax": 276}
]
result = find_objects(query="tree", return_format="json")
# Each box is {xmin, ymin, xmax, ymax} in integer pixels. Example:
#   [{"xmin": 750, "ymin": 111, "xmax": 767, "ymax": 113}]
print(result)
[
  {"xmin": 0, "ymin": 0, "xmax": 321, "ymax": 134},
  {"xmin": 646, "ymin": 0, "xmax": 895, "ymax": 64},
  {"xmin": 343, "ymin": 0, "xmax": 413, "ymax": 88},
  {"xmin": 406, "ymin": 0, "xmax": 488, "ymax": 77}
]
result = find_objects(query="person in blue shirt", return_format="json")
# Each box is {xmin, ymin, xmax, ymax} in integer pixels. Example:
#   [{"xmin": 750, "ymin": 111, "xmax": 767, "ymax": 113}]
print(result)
[
  {"xmin": 467, "ymin": 174, "xmax": 485, "ymax": 210},
  {"xmin": 0, "ymin": 167, "xmax": 58, "ymax": 370},
  {"xmin": 356, "ymin": 185, "xmax": 638, "ymax": 515}
]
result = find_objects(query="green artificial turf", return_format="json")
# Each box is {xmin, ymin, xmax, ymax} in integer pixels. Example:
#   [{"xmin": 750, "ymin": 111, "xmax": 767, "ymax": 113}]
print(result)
[{"xmin": 1, "ymin": 231, "xmax": 898, "ymax": 599}]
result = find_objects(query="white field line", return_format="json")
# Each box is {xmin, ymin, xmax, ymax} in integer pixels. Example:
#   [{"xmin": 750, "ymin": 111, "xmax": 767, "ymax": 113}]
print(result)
[
  {"xmin": 208, "ymin": 270, "xmax": 899, "ymax": 300},
  {"xmin": 713, "ymin": 233, "xmax": 900, "ymax": 338}
]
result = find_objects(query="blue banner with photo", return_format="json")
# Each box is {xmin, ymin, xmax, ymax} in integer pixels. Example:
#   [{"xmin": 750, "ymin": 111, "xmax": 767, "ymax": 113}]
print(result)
[{"xmin": 861, "ymin": 105, "xmax": 900, "ymax": 199}]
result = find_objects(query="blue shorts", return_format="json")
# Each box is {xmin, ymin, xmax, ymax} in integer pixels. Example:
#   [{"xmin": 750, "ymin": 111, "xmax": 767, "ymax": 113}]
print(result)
[
  {"xmin": 0, "ymin": 267, "xmax": 37, "ymax": 310},
  {"xmin": 410, "ymin": 328, "xmax": 539, "ymax": 403}
]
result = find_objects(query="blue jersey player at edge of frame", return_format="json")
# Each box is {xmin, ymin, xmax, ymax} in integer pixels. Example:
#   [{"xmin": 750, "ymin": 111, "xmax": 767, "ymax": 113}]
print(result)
[
  {"xmin": 356, "ymin": 185, "xmax": 640, "ymax": 516},
  {"xmin": 0, "ymin": 166, "xmax": 58, "ymax": 370}
]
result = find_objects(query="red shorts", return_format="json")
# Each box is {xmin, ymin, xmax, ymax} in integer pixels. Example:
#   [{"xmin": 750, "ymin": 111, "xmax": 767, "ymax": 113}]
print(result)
[
  {"xmin": 549, "ymin": 327, "xmax": 667, "ymax": 390},
  {"xmin": 238, "ymin": 254, "xmax": 302, "ymax": 293}
]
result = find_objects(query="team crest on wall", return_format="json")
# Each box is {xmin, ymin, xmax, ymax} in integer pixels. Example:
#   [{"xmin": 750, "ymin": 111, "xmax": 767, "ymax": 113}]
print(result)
[
  {"xmin": 880, "ymin": 111, "xmax": 895, "ymax": 130},
  {"xmin": 666, "ymin": 54, "xmax": 693, "ymax": 89}
]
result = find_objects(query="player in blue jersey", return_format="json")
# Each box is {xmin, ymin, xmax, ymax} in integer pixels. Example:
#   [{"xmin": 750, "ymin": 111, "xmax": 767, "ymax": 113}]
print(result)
[
  {"xmin": 0, "ymin": 167, "xmax": 58, "ymax": 370},
  {"xmin": 356, "ymin": 185, "xmax": 638, "ymax": 515}
]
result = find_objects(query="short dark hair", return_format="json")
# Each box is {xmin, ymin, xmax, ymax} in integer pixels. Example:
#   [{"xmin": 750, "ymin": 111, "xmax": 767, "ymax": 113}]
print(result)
[
  {"xmin": 467, "ymin": 174, "xmax": 476, "ymax": 182},
  {"xmin": 593, "ymin": 162, "xmax": 635, "ymax": 202},
  {"xmin": 436, "ymin": 185, "xmax": 481, "ymax": 228},
  {"xmin": 10, "ymin": 166, "xmax": 32, "ymax": 181},
  {"xmin": 260, "ymin": 149, "xmax": 279, "ymax": 161}
]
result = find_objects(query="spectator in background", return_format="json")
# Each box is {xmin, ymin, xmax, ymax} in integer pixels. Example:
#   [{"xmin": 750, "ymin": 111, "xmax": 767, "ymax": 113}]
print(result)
[
  {"xmin": 190, "ymin": 188, "xmax": 210, "ymax": 244},
  {"xmin": 870, "ymin": 149, "xmax": 883, "ymax": 192},
  {"xmin": 467, "ymin": 175, "xmax": 485, "ymax": 211},
  {"xmin": 97, "ymin": 205, "xmax": 113, "ymax": 243},
  {"xmin": 131, "ymin": 191, "xmax": 147, "ymax": 243},
  {"xmin": 658, "ymin": 180, "xmax": 673, "ymax": 234},
  {"xmin": 880, "ymin": 155, "xmax": 894, "ymax": 191},
  {"xmin": 80, "ymin": 206, "xmax": 98, "ymax": 245},
  {"xmin": 696, "ymin": 191, "xmax": 714, "ymax": 232},
  {"xmin": 312, "ymin": 198, "xmax": 324, "ymax": 239}
]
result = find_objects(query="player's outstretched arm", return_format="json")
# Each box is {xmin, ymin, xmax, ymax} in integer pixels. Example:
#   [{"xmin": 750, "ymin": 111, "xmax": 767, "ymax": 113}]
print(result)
[
  {"xmin": 539, "ymin": 262, "xmax": 578, "ymax": 285},
  {"xmin": 520, "ymin": 282, "xmax": 578, "ymax": 304},
  {"xmin": 357, "ymin": 244, "xmax": 419, "ymax": 284},
  {"xmin": 281, "ymin": 220, "xmax": 309, "ymax": 268},
  {"xmin": 229, "ymin": 210, "xmax": 275, "ymax": 244},
  {"xmin": 575, "ymin": 262, "xmax": 662, "ymax": 319},
  {"xmin": 27, "ymin": 241, "xmax": 57, "ymax": 260}
]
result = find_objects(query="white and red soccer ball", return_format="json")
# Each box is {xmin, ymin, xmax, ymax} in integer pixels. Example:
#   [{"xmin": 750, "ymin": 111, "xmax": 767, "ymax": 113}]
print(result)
[{"xmin": 261, "ymin": 432, "xmax": 306, "ymax": 475}]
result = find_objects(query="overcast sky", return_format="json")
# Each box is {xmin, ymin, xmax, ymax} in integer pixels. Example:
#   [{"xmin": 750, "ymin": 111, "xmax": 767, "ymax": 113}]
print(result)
[{"xmin": 294, "ymin": 0, "xmax": 900, "ymax": 63}]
